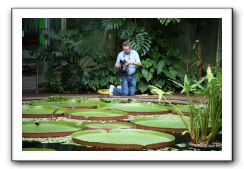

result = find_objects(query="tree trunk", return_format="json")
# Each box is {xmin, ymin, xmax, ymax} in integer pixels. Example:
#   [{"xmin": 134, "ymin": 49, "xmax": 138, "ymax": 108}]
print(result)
[
  {"xmin": 216, "ymin": 19, "xmax": 222, "ymax": 69},
  {"xmin": 195, "ymin": 40, "xmax": 203, "ymax": 80}
]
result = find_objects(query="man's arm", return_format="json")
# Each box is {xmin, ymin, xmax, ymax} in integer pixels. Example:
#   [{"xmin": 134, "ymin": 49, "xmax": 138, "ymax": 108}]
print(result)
[{"xmin": 115, "ymin": 53, "xmax": 121, "ymax": 69}]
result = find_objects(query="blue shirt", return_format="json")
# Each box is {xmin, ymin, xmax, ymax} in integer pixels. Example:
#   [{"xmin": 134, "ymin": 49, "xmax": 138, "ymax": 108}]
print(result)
[{"xmin": 115, "ymin": 50, "xmax": 141, "ymax": 75}]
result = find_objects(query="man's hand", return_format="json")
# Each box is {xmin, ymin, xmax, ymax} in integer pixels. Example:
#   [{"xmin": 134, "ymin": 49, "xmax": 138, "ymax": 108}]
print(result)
[
  {"xmin": 126, "ymin": 61, "xmax": 134, "ymax": 65},
  {"xmin": 126, "ymin": 61, "xmax": 141, "ymax": 67},
  {"xmin": 115, "ymin": 64, "xmax": 121, "ymax": 69}
]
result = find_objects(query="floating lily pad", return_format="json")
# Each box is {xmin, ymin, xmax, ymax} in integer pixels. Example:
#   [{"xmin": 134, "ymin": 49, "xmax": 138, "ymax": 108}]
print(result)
[
  {"xmin": 30, "ymin": 98, "xmax": 105, "ymax": 109},
  {"xmin": 64, "ymin": 109, "xmax": 128, "ymax": 121},
  {"xmin": 22, "ymin": 105, "xmax": 65, "ymax": 118},
  {"xmin": 132, "ymin": 114, "xmax": 190, "ymax": 133},
  {"xmin": 22, "ymin": 121, "xmax": 81, "ymax": 138},
  {"xmin": 22, "ymin": 148, "xmax": 56, "ymax": 151},
  {"xmin": 72, "ymin": 129, "xmax": 175, "ymax": 150},
  {"xmin": 84, "ymin": 121, "xmax": 135, "ymax": 130},
  {"xmin": 102, "ymin": 103, "xmax": 170, "ymax": 115},
  {"xmin": 170, "ymin": 104, "xmax": 206, "ymax": 116},
  {"xmin": 170, "ymin": 104, "xmax": 191, "ymax": 116},
  {"xmin": 99, "ymin": 98, "xmax": 129, "ymax": 103}
]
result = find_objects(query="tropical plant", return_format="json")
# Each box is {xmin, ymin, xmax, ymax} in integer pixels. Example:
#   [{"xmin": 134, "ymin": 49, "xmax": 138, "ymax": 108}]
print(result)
[
  {"xmin": 203, "ymin": 66, "xmax": 222, "ymax": 142},
  {"xmin": 158, "ymin": 18, "xmax": 181, "ymax": 26},
  {"xmin": 102, "ymin": 18, "xmax": 126, "ymax": 30},
  {"xmin": 102, "ymin": 19, "xmax": 152, "ymax": 56},
  {"xmin": 119, "ymin": 23, "xmax": 151, "ymax": 56},
  {"xmin": 148, "ymin": 85, "xmax": 191, "ymax": 134},
  {"xmin": 35, "ymin": 29, "xmax": 115, "ymax": 93},
  {"xmin": 150, "ymin": 66, "xmax": 222, "ymax": 145},
  {"xmin": 148, "ymin": 85, "xmax": 173, "ymax": 102},
  {"xmin": 136, "ymin": 42, "xmax": 185, "ymax": 93}
]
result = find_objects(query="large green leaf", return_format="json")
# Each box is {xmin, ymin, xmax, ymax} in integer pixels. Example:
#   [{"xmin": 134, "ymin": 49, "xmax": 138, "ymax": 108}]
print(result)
[
  {"xmin": 22, "ymin": 148, "xmax": 56, "ymax": 151},
  {"xmin": 30, "ymin": 98, "xmax": 106, "ymax": 108},
  {"xmin": 72, "ymin": 129, "xmax": 175, "ymax": 146},
  {"xmin": 84, "ymin": 121, "xmax": 134, "ymax": 129},
  {"xmin": 168, "ymin": 68, "xmax": 178, "ymax": 80},
  {"xmin": 133, "ymin": 114, "xmax": 190, "ymax": 130},
  {"xmin": 137, "ymin": 81, "xmax": 148, "ymax": 93},
  {"xmin": 102, "ymin": 102, "xmax": 170, "ymax": 113},
  {"xmin": 22, "ymin": 105, "xmax": 64, "ymax": 115},
  {"xmin": 65, "ymin": 109, "xmax": 128, "ymax": 118},
  {"xmin": 142, "ymin": 59, "xmax": 153, "ymax": 68},
  {"xmin": 156, "ymin": 59, "xmax": 166, "ymax": 75},
  {"xmin": 158, "ymin": 18, "xmax": 181, "ymax": 26},
  {"xmin": 119, "ymin": 23, "xmax": 151, "ymax": 56},
  {"xmin": 102, "ymin": 19, "xmax": 125, "ymax": 30},
  {"xmin": 128, "ymin": 31, "xmax": 151, "ymax": 56},
  {"xmin": 142, "ymin": 68, "xmax": 153, "ymax": 82},
  {"xmin": 22, "ymin": 120, "xmax": 80, "ymax": 134}
]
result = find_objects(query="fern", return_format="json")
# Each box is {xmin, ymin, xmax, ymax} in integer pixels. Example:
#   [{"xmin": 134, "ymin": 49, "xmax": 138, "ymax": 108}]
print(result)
[
  {"xmin": 78, "ymin": 56, "xmax": 104, "ymax": 76},
  {"xmin": 65, "ymin": 39, "xmax": 89, "ymax": 56}
]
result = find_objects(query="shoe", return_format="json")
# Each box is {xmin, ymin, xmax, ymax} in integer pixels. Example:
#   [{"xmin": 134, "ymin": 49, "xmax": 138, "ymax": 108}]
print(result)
[{"xmin": 109, "ymin": 85, "xmax": 115, "ymax": 96}]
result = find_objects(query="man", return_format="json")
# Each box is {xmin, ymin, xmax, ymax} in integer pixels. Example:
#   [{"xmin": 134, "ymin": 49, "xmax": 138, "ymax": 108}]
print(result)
[{"xmin": 109, "ymin": 41, "xmax": 141, "ymax": 96}]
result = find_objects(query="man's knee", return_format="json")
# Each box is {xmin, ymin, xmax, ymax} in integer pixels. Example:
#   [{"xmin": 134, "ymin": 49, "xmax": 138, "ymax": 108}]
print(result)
[
  {"xmin": 122, "ymin": 90, "xmax": 129, "ymax": 96},
  {"xmin": 129, "ymin": 89, "xmax": 136, "ymax": 96},
  {"xmin": 128, "ymin": 84, "xmax": 136, "ymax": 96}
]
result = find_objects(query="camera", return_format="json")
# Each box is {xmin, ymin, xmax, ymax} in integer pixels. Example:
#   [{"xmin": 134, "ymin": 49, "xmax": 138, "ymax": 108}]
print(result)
[{"xmin": 120, "ymin": 59, "xmax": 128, "ymax": 74}]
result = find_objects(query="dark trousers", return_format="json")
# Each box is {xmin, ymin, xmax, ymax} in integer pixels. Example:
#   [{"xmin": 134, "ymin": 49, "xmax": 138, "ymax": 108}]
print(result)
[{"xmin": 113, "ymin": 74, "xmax": 136, "ymax": 96}]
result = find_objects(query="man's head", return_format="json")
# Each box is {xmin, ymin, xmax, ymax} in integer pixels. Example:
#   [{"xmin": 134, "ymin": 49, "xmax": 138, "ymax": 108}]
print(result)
[{"xmin": 122, "ymin": 41, "xmax": 131, "ymax": 54}]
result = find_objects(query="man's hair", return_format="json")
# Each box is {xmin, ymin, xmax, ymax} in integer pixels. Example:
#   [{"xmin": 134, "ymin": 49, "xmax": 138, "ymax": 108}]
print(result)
[{"xmin": 122, "ymin": 41, "xmax": 131, "ymax": 48}]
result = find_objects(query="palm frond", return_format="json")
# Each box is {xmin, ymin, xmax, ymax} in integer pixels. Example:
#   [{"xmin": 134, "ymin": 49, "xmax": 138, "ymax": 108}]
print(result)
[
  {"xmin": 158, "ymin": 18, "xmax": 181, "ymax": 26},
  {"xmin": 102, "ymin": 18, "xmax": 125, "ymax": 30}
]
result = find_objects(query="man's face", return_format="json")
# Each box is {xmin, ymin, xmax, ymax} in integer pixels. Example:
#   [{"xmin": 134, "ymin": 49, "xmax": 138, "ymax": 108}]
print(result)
[{"xmin": 123, "ymin": 46, "xmax": 131, "ymax": 54}]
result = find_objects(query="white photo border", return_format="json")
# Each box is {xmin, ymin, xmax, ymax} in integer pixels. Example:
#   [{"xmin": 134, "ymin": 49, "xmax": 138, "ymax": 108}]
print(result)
[{"xmin": 12, "ymin": 8, "xmax": 233, "ymax": 161}]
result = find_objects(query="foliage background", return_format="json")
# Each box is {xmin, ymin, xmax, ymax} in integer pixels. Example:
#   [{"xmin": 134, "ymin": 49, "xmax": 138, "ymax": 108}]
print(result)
[{"xmin": 23, "ymin": 18, "xmax": 221, "ymax": 93}]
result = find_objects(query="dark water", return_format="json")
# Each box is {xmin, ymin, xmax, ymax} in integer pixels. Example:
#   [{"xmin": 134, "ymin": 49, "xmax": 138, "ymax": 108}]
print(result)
[{"xmin": 22, "ymin": 134, "xmax": 221, "ymax": 151}]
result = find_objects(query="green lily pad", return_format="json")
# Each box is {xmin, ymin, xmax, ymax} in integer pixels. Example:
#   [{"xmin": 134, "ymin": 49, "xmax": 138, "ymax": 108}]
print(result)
[
  {"xmin": 171, "ymin": 104, "xmax": 191, "ymax": 112},
  {"xmin": 170, "ymin": 104, "xmax": 206, "ymax": 116},
  {"xmin": 84, "ymin": 121, "xmax": 135, "ymax": 130},
  {"xmin": 30, "ymin": 98, "xmax": 105, "ymax": 109},
  {"xmin": 22, "ymin": 105, "xmax": 65, "ymax": 118},
  {"xmin": 22, "ymin": 148, "xmax": 56, "ymax": 151},
  {"xmin": 102, "ymin": 102, "xmax": 170, "ymax": 115},
  {"xmin": 132, "ymin": 114, "xmax": 190, "ymax": 132},
  {"xmin": 64, "ymin": 109, "xmax": 128, "ymax": 121},
  {"xmin": 22, "ymin": 120, "xmax": 81, "ymax": 138},
  {"xmin": 72, "ymin": 129, "xmax": 175, "ymax": 150}
]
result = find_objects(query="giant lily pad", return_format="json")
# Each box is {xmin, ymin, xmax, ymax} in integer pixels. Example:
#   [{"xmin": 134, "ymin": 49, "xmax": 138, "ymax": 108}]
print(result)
[
  {"xmin": 64, "ymin": 109, "xmax": 128, "ymax": 121},
  {"xmin": 170, "ymin": 104, "xmax": 191, "ymax": 116},
  {"xmin": 132, "ymin": 114, "xmax": 190, "ymax": 133},
  {"xmin": 22, "ymin": 105, "xmax": 65, "ymax": 118},
  {"xmin": 30, "ymin": 97, "xmax": 105, "ymax": 109},
  {"xmin": 22, "ymin": 121, "xmax": 81, "ymax": 138},
  {"xmin": 22, "ymin": 148, "xmax": 56, "ymax": 151},
  {"xmin": 102, "ymin": 102, "xmax": 170, "ymax": 115},
  {"xmin": 72, "ymin": 129, "xmax": 175, "ymax": 150},
  {"xmin": 170, "ymin": 104, "xmax": 208, "ymax": 116},
  {"xmin": 83, "ymin": 121, "xmax": 135, "ymax": 130}
]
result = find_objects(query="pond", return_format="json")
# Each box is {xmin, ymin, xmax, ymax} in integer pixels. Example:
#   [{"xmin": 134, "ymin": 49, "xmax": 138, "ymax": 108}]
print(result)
[{"xmin": 22, "ymin": 97, "xmax": 222, "ymax": 151}]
